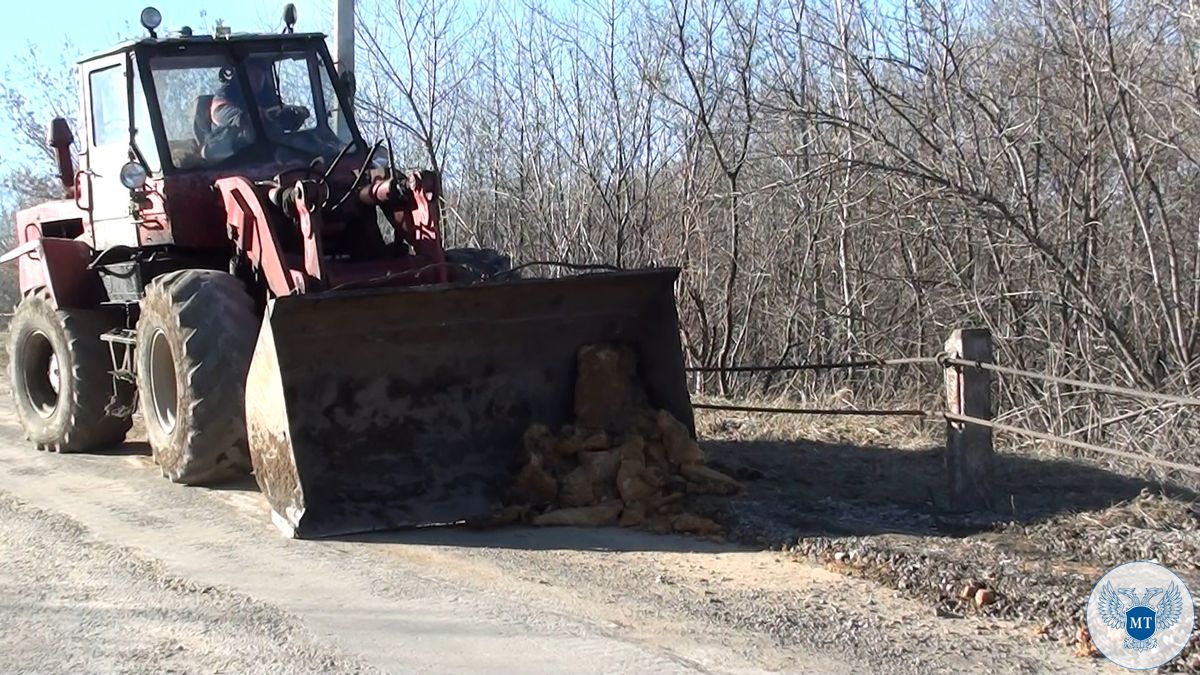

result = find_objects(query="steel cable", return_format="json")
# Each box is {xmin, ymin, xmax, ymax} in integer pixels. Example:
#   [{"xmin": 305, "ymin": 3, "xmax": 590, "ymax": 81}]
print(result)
[
  {"xmin": 944, "ymin": 412, "xmax": 1200, "ymax": 476},
  {"xmin": 685, "ymin": 355, "xmax": 939, "ymax": 374},
  {"xmin": 693, "ymin": 403, "xmax": 934, "ymax": 417},
  {"xmin": 941, "ymin": 357, "xmax": 1200, "ymax": 408}
]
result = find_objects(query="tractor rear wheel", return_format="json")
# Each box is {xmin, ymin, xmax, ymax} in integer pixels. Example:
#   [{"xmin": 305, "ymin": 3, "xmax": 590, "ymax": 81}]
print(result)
[
  {"xmin": 7, "ymin": 290, "xmax": 133, "ymax": 451},
  {"xmin": 136, "ymin": 270, "xmax": 257, "ymax": 485}
]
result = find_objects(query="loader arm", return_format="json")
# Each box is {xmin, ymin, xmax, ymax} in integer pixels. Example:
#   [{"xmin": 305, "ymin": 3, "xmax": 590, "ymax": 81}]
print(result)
[
  {"xmin": 217, "ymin": 169, "xmax": 450, "ymax": 298},
  {"xmin": 218, "ymin": 176, "xmax": 308, "ymax": 296}
]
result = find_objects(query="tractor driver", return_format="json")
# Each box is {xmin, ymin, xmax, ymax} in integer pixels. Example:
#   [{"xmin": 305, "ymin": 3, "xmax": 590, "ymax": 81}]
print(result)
[{"xmin": 206, "ymin": 57, "xmax": 310, "ymax": 153}]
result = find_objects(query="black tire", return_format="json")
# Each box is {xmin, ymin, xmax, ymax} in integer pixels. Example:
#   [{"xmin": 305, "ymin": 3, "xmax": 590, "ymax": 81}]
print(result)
[
  {"xmin": 7, "ymin": 291, "xmax": 133, "ymax": 452},
  {"xmin": 445, "ymin": 247, "xmax": 514, "ymax": 280},
  {"xmin": 136, "ymin": 270, "xmax": 257, "ymax": 485}
]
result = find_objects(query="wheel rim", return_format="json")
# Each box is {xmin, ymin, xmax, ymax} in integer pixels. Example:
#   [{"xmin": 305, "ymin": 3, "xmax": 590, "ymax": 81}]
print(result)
[
  {"xmin": 147, "ymin": 328, "xmax": 178, "ymax": 435},
  {"xmin": 21, "ymin": 331, "xmax": 60, "ymax": 418}
]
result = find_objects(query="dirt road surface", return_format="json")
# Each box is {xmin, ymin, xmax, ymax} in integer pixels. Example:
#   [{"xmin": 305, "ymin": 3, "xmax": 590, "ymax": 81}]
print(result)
[{"xmin": 0, "ymin": 398, "xmax": 1119, "ymax": 675}]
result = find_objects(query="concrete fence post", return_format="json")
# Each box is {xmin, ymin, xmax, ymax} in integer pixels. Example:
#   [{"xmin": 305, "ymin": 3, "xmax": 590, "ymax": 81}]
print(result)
[{"xmin": 944, "ymin": 328, "xmax": 994, "ymax": 511}]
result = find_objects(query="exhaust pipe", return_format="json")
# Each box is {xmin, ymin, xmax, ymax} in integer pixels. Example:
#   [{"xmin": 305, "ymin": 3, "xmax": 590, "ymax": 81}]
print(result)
[{"xmin": 47, "ymin": 118, "xmax": 75, "ymax": 199}]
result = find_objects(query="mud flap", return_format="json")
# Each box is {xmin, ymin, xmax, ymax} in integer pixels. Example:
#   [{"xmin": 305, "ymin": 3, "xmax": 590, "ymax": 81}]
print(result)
[{"xmin": 245, "ymin": 268, "xmax": 692, "ymax": 538}]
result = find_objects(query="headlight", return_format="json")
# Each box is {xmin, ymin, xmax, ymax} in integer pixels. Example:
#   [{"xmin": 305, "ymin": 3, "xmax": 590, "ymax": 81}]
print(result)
[
  {"xmin": 140, "ymin": 6, "xmax": 162, "ymax": 32},
  {"xmin": 119, "ymin": 162, "xmax": 148, "ymax": 190}
]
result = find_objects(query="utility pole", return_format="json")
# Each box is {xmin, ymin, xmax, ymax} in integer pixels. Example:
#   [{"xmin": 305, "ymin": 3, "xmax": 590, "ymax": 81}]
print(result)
[{"xmin": 333, "ymin": 0, "xmax": 356, "ymax": 108}]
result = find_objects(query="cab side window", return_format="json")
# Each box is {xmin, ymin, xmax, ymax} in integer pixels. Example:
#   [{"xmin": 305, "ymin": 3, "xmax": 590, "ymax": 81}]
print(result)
[
  {"xmin": 91, "ymin": 65, "xmax": 127, "ymax": 147},
  {"xmin": 131, "ymin": 60, "xmax": 161, "ymax": 173}
]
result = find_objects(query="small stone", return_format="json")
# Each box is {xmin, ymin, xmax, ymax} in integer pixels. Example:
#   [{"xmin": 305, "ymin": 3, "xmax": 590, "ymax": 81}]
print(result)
[
  {"xmin": 646, "ymin": 491, "xmax": 684, "ymax": 516},
  {"xmin": 615, "ymin": 435, "xmax": 645, "ymax": 464},
  {"xmin": 532, "ymin": 501, "xmax": 623, "ymax": 527},
  {"xmin": 679, "ymin": 464, "xmax": 743, "ymax": 495},
  {"xmin": 581, "ymin": 432, "xmax": 609, "ymax": 452},
  {"xmin": 466, "ymin": 504, "xmax": 527, "ymax": 528},
  {"xmin": 617, "ymin": 460, "xmax": 656, "ymax": 503},
  {"xmin": 974, "ymin": 588, "xmax": 996, "ymax": 606},
  {"xmin": 657, "ymin": 410, "xmax": 704, "ymax": 466},
  {"xmin": 574, "ymin": 344, "xmax": 646, "ymax": 430},
  {"xmin": 558, "ymin": 466, "xmax": 595, "ymax": 508},
  {"xmin": 512, "ymin": 458, "xmax": 557, "ymax": 505},
  {"xmin": 834, "ymin": 551, "xmax": 847, "ymax": 563},
  {"xmin": 644, "ymin": 441, "xmax": 669, "ymax": 469},
  {"xmin": 672, "ymin": 513, "xmax": 722, "ymax": 536},
  {"xmin": 641, "ymin": 465, "xmax": 666, "ymax": 490},
  {"xmin": 579, "ymin": 448, "xmax": 621, "ymax": 489},
  {"xmin": 645, "ymin": 514, "xmax": 674, "ymax": 534},
  {"xmin": 619, "ymin": 501, "xmax": 646, "ymax": 527}
]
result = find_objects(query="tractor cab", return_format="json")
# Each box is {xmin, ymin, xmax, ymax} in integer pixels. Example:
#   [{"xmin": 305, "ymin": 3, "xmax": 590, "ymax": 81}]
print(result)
[
  {"xmin": 82, "ymin": 30, "xmax": 362, "ymax": 177},
  {"xmin": 144, "ymin": 36, "xmax": 360, "ymax": 169},
  {"xmin": 67, "ymin": 10, "xmax": 366, "ymax": 250}
]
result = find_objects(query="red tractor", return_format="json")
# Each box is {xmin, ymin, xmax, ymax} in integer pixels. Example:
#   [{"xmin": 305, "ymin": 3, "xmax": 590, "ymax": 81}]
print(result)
[{"xmin": 3, "ymin": 7, "xmax": 692, "ymax": 537}]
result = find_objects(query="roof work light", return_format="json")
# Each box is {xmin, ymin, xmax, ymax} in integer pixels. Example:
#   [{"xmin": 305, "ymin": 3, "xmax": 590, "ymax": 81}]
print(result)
[{"xmin": 140, "ymin": 7, "xmax": 162, "ymax": 37}]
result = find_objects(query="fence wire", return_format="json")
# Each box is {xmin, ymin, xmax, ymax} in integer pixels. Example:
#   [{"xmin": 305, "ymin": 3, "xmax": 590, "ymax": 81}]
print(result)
[
  {"xmin": 944, "ymin": 412, "xmax": 1200, "ymax": 477},
  {"xmin": 941, "ymin": 357, "xmax": 1200, "ymax": 408},
  {"xmin": 692, "ymin": 403, "xmax": 933, "ymax": 417},
  {"xmin": 693, "ymin": 352, "xmax": 1200, "ymax": 477},
  {"xmin": 685, "ymin": 356, "xmax": 938, "ymax": 374}
]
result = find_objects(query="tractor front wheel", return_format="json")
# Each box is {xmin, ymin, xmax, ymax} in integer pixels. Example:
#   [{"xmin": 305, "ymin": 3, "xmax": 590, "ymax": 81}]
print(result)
[
  {"xmin": 136, "ymin": 270, "xmax": 257, "ymax": 485},
  {"xmin": 7, "ymin": 290, "xmax": 133, "ymax": 451}
]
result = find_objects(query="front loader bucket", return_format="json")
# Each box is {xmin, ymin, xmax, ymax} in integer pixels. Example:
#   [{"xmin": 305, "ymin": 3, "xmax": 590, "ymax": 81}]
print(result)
[{"xmin": 245, "ymin": 268, "xmax": 692, "ymax": 538}]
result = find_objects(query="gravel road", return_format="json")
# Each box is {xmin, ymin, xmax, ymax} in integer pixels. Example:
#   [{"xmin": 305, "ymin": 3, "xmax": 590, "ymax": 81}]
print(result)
[{"xmin": 0, "ymin": 400, "xmax": 1119, "ymax": 674}]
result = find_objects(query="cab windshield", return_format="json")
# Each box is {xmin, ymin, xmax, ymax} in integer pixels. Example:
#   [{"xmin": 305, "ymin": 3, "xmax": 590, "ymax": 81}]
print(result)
[{"xmin": 149, "ymin": 45, "xmax": 358, "ymax": 170}]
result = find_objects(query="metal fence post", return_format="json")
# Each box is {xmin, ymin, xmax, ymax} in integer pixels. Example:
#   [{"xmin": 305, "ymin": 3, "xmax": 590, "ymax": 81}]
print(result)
[{"xmin": 944, "ymin": 328, "xmax": 994, "ymax": 511}]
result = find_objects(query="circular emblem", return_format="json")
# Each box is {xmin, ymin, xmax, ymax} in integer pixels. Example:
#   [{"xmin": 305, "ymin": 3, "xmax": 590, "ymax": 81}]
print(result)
[{"xmin": 1086, "ymin": 561, "xmax": 1195, "ymax": 669}]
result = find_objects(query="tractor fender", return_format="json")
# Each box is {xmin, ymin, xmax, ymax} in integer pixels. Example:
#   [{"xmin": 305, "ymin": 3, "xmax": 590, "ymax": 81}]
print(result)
[{"xmin": 0, "ymin": 237, "xmax": 103, "ymax": 309}]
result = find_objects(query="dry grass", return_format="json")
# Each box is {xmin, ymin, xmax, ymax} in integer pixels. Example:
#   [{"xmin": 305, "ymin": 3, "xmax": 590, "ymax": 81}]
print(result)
[
  {"xmin": 694, "ymin": 388, "xmax": 1200, "ymax": 494},
  {"xmin": 693, "ymin": 391, "xmax": 938, "ymax": 450}
]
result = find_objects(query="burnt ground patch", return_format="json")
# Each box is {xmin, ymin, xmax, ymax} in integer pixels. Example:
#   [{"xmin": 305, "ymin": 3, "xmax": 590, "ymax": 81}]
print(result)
[{"xmin": 697, "ymin": 435, "xmax": 1200, "ymax": 672}]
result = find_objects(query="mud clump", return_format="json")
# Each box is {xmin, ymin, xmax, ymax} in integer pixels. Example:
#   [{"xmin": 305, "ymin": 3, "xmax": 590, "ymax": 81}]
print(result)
[
  {"xmin": 490, "ymin": 344, "xmax": 742, "ymax": 537},
  {"xmin": 573, "ymin": 344, "xmax": 647, "ymax": 432}
]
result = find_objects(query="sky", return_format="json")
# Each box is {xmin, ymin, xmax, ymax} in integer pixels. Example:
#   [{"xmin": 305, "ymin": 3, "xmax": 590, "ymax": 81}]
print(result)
[
  {"xmin": 1, "ymin": 0, "xmax": 337, "ymax": 63},
  {"xmin": 0, "ymin": 0, "xmax": 513, "ymax": 81},
  {"xmin": 0, "ymin": 0, "xmax": 527, "ymax": 177},
  {"xmin": 0, "ymin": 1, "xmax": 344, "ymax": 176}
]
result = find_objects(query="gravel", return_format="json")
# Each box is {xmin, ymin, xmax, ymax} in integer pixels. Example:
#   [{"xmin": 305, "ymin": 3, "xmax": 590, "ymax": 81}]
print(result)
[{"xmin": 0, "ymin": 491, "xmax": 373, "ymax": 675}]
